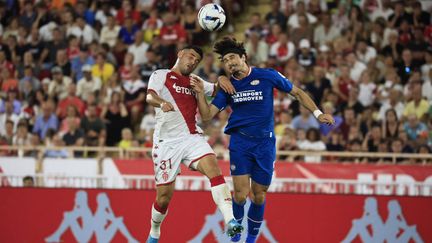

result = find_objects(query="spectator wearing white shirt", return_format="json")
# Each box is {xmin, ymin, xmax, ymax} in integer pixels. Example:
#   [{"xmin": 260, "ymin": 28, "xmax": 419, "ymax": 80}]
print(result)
[
  {"xmin": 244, "ymin": 31, "xmax": 269, "ymax": 66},
  {"xmin": 421, "ymin": 48, "xmax": 432, "ymax": 81},
  {"xmin": 67, "ymin": 16, "xmax": 98, "ymax": 45},
  {"xmin": 355, "ymin": 39, "xmax": 377, "ymax": 64},
  {"xmin": 346, "ymin": 52, "xmax": 367, "ymax": 83},
  {"xmin": 99, "ymin": 15, "xmax": 120, "ymax": 47},
  {"xmin": 270, "ymin": 32, "xmax": 296, "ymax": 64},
  {"xmin": 0, "ymin": 101, "xmax": 19, "ymax": 136},
  {"xmin": 377, "ymin": 89, "xmax": 405, "ymax": 121},
  {"xmin": 297, "ymin": 128, "xmax": 326, "ymax": 163},
  {"xmin": 95, "ymin": 2, "xmax": 117, "ymax": 26},
  {"xmin": 357, "ymin": 71, "xmax": 377, "ymax": 107},
  {"xmin": 48, "ymin": 66, "xmax": 73, "ymax": 101},
  {"xmin": 76, "ymin": 65, "xmax": 102, "ymax": 101},
  {"xmin": 139, "ymin": 107, "xmax": 156, "ymax": 142},
  {"xmin": 128, "ymin": 30, "xmax": 149, "ymax": 65},
  {"xmin": 313, "ymin": 12, "xmax": 339, "ymax": 46},
  {"xmin": 287, "ymin": 1, "xmax": 317, "ymax": 29}
]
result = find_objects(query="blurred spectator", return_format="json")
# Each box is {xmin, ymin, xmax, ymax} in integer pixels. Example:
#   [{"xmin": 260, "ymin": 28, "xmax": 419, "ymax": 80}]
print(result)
[
  {"xmin": 0, "ymin": 101, "xmax": 19, "ymax": 136},
  {"xmin": 142, "ymin": 9, "xmax": 163, "ymax": 44},
  {"xmin": 0, "ymin": 119, "xmax": 14, "ymax": 144},
  {"xmin": 116, "ymin": 0, "xmax": 141, "ymax": 25},
  {"xmin": 295, "ymin": 39, "xmax": 315, "ymax": 69},
  {"xmin": 32, "ymin": 100, "xmax": 58, "ymax": 140},
  {"xmin": 266, "ymin": 23, "xmax": 282, "ymax": 45},
  {"xmin": 119, "ymin": 127, "xmax": 138, "ymax": 149},
  {"xmin": 91, "ymin": 52, "xmax": 114, "ymax": 84},
  {"xmin": 22, "ymin": 175, "xmax": 34, "ymax": 187},
  {"xmin": 48, "ymin": 66, "xmax": 72, "ymax": 101},
  {"xmin": 62, "ymin": 117, "xmax": 85, "ymax": 149},
  {"xmin": 99, "ymin": 15, "xmax": 120, "ymax": 48},
  {"xmin": 346, "ymin": 52, "xmax": 367, "ymax": 83},
  {"xmin": 320, "ymin": 101, "xmax": 342, "ymax": 136},
  {"xmin": 68, "ymin": 15, "xmax": 98, "ymax": 45},
  {"xmin": 297, "ymin": 128, "xmax": 326, "ymax": 163},
  {"xmin": 19, "ymin": 66, "xmax": 40, "ymax": 95},
  {"xmin": 101, "ymin": 92, "xmax": 129, "ymax": 146},
  {"xmin": 356, "ymin": 38, "xmax": 377, "ymax": 64},
  {"xmin": 196, "ymin": 53, "xmax": 217, "ymax": 81},
  {"xmin": 118, "ymin": 16, "xmax": 139, "ymax": 45},
  {"xmin": 333, "ymin": 64, "xmax": 355, "ymax": 103},
  {"xmin": 139, "ymin": 106, "xmax": 155, "ymax": 143},
  {"xmin": 403, "ymin": 81, "xmax": 429, "ymax": 119},
  {"xmin": 377, "ymin": 89, "xmax": 404, "ymax": 121},
  {"xmin": 0, "ymin": 88, "xmax": 21, "ymax": 115},
  {"xmin": 40, "ymin": 28, "xmax": 67, "ymax": 66},
  {"xmin": 291, "ymin": 105, "xmax": 319, "ymax": 131},
  {"xmin": 180, "ymin": 2, "xmax": 203, "ymax": 45},
  {"xmin": 13, "ymin": 120, "xmax": 31, "ymax": 146},
  {"xmin": 245, "ymin": 12, "xmax": 268, "ymax": 39},
  {"xmin": 56, "ymin": 84, "xmax": 85, "ymax": 120},
  {"xmin": 58, "ymin": 101, "xmax": 80, "ymax": 132},
  {"xmin": 290, "ymin": 14, "xmax": 313, "ymax": 46},
  {"xmin": 76, "ymin": 65, "xmax": 102, "ymax": 100},
  {"xmin": 54, "ymin": 49, "xmax": 72, "ymax": 77},
  {"xmin": 382, "ymin": 108, "xmax": 401, "ymax": 140},
  {"xmin": 388, "ymin": 1, "xmax": 412, "ymax": 29},
  {"xmin": 357, "ymin": 71, "xmax": 376, "ymax": 107},
  {"xmin": 159, "ymin": 12, "xmax": 187, "ymax": 66},
  {"xmin": 71, "ymin": 46, "xmax": 95, "ymax": 81},
  {"xmin": 287, "ymin": 1, "xmax": 317, "ymax": 29},
  {"xmin": 265, "ymin": 0, "xmax": 287, "ymax": 30},
  {"xmin": 403, "ymin": 114, "xmax": 428, "ymax": 141},
  {"xmin": 362, "ymin": 124, "xmax": 382, "ymax": 152},
  {"xmin": 44, "ymin": 129, "xmax": 69, "ymax": 158},
  {"xmin": 270, "ymin": 33, "xmax": 295, "ymax": 64},
  {"xmin": 244, "ymin": 31, "xmax": 269, "ymax": 67},
  {"xmin": 128, "ymin": 30, "xmax": 149, "ymax": 65},
  {"xmin": 80, "ymin": 104, "xmax": 106, "ymax": 147},
  {"xmin": 326, "ymin": 131, "xmax": 345, "ymax": 152},
  {"xmin": 123, "ymin": 66, "xmax": 146, "ymax": 126},
  {"xmin": 305, "ymin": 66, "xmax": 331, "ymax": 105},
  {"xmin": 1, "ymin": 69, "xmax": 18, "ymax": 93},
  {"xmin": 314, "ymin": 12, "xmax": 339, "ymax": 46},
  {"xmin": 275, "ymin": 112, "xmax": 293, "ymax": 136}
]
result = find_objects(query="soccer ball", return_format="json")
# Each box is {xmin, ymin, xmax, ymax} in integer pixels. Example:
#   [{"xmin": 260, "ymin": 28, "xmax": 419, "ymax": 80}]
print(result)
[{"xmin": 198, "ymin": 3, "xmax": 226, "ymax": 32}]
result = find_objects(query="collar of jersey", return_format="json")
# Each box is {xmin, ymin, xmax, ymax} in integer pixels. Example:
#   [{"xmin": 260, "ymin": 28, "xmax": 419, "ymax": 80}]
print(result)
[{"xmin": 232, "ymin": 67, "xmax": 252, "ymax": 81}]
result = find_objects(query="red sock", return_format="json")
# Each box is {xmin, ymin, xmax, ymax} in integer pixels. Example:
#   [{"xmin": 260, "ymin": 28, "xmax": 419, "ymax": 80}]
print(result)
[{"xmin": 210, "ymin": 175, "xmax": 226, "ymax": 187}]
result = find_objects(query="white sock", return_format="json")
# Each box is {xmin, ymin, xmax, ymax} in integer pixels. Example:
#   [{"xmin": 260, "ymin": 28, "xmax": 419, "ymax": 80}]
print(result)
[
  {"xmin": 211, "ymin": 183, "xmax": 235, "ymax": 224},
  {"xmin": 149, "ymin": 204, "xmax": 167, "ymax": 239}
]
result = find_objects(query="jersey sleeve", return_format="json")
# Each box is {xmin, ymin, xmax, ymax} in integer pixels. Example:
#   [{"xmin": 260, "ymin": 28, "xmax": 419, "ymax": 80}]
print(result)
[
  {"xmin": 147, "ymin": 70, "xmax": 167, "ymax": 95},
  {"xmin": 269, "ymin": 69, "xmax": 293, "ymax": 93},
  {"xmin": 211, "ymin": 89, "xmax": 230, "ymax": 111},
  {"xmin": 203, "ymin": 81, "xmax": 216, "ymax": 97}
]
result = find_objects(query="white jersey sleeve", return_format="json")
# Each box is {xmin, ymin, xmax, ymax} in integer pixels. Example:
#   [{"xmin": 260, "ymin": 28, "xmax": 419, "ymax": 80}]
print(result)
[
  {"xmin": 203, "ymin": 80, "xmax": 216, "ymax": 97},
  {"xmin": 148, "ymin": 70, "xmax": 168, "ymax": 95}
]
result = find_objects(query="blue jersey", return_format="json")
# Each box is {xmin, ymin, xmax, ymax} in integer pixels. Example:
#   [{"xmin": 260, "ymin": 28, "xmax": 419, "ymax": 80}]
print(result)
[{"xmin": 212, "ymin": 67, "xmax": 293, "ymax": 136}]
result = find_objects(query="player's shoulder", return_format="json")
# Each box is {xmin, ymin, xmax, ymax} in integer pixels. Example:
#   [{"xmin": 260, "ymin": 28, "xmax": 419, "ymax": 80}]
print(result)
[
  {"xmin": 252, "ymin": 67, "xmax": 279, "ymax": 76},
  {"xmin": 150, "ymin": 69, "xmax": 170, "ymax": 80}
]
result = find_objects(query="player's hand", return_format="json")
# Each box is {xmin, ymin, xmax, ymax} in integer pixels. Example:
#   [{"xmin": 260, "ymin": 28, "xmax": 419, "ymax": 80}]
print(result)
[
  {"xmin": 318, "ymin": 114, "xmax": 335, "ymax": 125},
  {"xmin": 160, "ymin": 101, "xmax": 175, "ymax": 112},
  {"xmin": 190, "ymin": 75, "xmax": 204, "ymax": 94},
  {"xmin": 218, "ymin": 75, "xmax": 236, "ymax": 95}
]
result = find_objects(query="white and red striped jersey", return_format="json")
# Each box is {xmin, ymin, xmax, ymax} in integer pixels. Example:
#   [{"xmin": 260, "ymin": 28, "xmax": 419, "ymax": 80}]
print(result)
[{"xmin": 148, "ymin": 69, "xmax": 215, "ymax": 141}]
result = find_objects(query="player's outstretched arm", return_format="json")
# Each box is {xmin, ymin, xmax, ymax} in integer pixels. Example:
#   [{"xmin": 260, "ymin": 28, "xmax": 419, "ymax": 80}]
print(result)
[
  {"xmin": 146, "ymin": 91, "xmax": 174, "ymax": 112},
  {"xmin": 290, "ymin": 85, "xmax": 335, "ymax": 125},
  {"xmin": 190, "ymin": 76, "xmax": 220, "ymax": 121}
]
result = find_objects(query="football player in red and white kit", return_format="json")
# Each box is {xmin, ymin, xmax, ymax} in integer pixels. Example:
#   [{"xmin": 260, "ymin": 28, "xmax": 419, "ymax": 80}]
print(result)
[{"xmin": 146, "ymin": 46, "xmax": 242, "ymax": 243}]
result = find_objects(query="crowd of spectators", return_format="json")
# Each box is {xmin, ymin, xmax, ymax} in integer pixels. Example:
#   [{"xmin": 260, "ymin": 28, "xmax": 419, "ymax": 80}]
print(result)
[{"xmin": 0, "ymin": 0, "xmax": 430, "ymax": 164}]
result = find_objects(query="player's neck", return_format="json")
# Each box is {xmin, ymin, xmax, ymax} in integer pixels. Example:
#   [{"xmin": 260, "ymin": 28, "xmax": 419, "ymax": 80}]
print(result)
[
  {"xmin": 170, "ymin": 66, "xmax": 184, "ymax": 76},
  {"xmin": 233, "ymin": 65, "xmax": 251, "ymax": 80}
]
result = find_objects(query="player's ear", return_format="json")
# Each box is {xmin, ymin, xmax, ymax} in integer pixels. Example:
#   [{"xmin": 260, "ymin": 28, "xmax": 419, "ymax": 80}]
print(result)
[{"xmin": 177, "ymin": 50, "xmax": 184, "ymax": 58}]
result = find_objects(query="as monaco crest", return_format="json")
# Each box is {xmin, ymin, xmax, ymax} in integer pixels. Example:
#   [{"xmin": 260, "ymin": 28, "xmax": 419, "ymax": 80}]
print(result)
[{"xmin": 162, "ymin": 172, "xmax": 169, "ymax": 182}]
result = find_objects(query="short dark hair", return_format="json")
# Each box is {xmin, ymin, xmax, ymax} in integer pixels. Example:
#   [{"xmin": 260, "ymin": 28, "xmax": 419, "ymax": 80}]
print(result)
[
  {"xmin": 182, "ymin": 45, "xmax": 203, "ymax": 59},
  {"xmin": 213, "ymin": 37, "xmax": 247, "ymax": 59}
]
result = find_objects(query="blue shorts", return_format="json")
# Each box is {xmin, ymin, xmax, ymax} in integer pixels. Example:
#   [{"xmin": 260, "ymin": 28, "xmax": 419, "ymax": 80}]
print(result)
[{"xmin": 228, "ymin": 132, "xmax": 276, "ymax": 186}]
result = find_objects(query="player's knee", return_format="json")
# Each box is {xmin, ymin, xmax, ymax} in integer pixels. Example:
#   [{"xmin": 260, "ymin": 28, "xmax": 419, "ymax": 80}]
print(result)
[
  {"xmin": 251, "ymin": 191, "xmax": 266, "ymax": 205},
  {"xmin": 233, "ymin": 190, "xmax": 248, "ymax": 204},
  {"xmin": 156, "ymin": 194, "xmax": 172, "ymax": 209}
]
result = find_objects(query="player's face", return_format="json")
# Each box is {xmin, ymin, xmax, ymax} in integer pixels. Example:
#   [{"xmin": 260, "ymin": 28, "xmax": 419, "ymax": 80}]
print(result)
[
  {"xmin": 178, "ymin": 49, "xmax": 201, "ymax": 75},
  {"xmin": 222, "ymin": 53, "xmax": 246, "ymax": 75}
]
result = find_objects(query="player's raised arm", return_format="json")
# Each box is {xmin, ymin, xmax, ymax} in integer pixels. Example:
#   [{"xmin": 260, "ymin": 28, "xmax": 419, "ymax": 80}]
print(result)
[
  {"xmin": 190, "ymin": 76, "xmax": 220, "ymax": 121},
  {"xmin": 289, "ymin": 85, "xmax": 335, "ymax": 125}
]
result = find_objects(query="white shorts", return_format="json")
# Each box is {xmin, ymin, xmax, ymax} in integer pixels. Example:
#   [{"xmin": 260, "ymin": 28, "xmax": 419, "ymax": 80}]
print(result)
[{"xmin": 152, "ymin": 134, "xmax": 215, "ymax": 186}]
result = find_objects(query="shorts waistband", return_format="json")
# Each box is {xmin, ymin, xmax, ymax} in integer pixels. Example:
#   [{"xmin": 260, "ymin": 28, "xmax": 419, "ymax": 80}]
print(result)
[{"xmin": 235, "ymin": 130, "xmax": 273, "ymax": 139}]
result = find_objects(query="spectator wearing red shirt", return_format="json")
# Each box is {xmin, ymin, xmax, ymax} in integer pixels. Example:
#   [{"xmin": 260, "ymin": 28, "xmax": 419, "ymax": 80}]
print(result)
[
  {"xmin": 0, "ymin": 50, "xmax": 14, "ymax": 74},
  {"xmin": 159, "ymin": 12, "xmax": 187, "ymax": 66},
  {"xmin": 56, "ymin": 83, "xmax": 85, "ymax": 119},
  {"xmin": 119, "ymin": 53, "xmax": 134, "ymax": 82},
  {"xmin": 116, "ymin": 0, "xmax": 141, "ymax": 25}
]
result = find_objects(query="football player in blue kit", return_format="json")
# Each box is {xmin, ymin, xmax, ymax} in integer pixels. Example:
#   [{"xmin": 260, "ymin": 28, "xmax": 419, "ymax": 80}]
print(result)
[{"xmin": 190, "ymin": 37, "xmax": 335, "ymax": 243}]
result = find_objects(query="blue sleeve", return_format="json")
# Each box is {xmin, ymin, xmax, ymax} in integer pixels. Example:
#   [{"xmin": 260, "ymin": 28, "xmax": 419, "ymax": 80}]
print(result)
[
  {"xmin": 211, "ymin": 89, "xmax": 230, "ymax": 111},
  {"xmin": 268, "ymin": 69, "xmax": 293, "ymax": 93}
]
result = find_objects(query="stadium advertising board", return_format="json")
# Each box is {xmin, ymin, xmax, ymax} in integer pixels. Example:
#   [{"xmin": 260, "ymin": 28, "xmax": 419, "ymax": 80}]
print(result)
[{"xmin": 0, "ymin": 188, "xmax": 430, "ymax": 243}]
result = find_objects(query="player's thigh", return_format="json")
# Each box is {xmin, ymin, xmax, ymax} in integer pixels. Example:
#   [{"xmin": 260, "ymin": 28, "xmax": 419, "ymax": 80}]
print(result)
[
  {"xmin": 196, "ymin": 154, "xmax": 222, "ymax": 179},
  {"xmin": 152, "ymin": 141, "xmax": 184, "ymax": 186},
  {"xmin": 183, "ymin": 135, "xmax": 216, "ymax": 171},
  {"xmin": 251, "ymin": 137, "xmax": 276, "ymax": 187},
  {"xmin": 232, "ymin": 175, "xmax": 250, "ymax": 203}
]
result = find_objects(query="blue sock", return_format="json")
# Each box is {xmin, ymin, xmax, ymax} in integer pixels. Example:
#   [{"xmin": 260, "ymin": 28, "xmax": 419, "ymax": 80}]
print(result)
[
  {"xmin": 232, "ymin": 199, "xmax": 245, "ymax": 224},
  {"xmin": 247, "ymin": 201, "xmax": 265, "ymax": 242}
]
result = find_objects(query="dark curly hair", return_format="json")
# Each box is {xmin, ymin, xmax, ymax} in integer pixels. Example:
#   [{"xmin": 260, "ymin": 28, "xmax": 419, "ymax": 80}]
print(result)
[{"xmin": 213, "ymin": 36, "xmax": 247, "ymax": 59}]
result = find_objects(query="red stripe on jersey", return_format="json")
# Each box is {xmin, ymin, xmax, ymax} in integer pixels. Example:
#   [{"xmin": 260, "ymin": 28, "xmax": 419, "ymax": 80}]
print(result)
[{"xmin": 164, "ymin": 71, "xmax": 198, "ymax": 134}]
